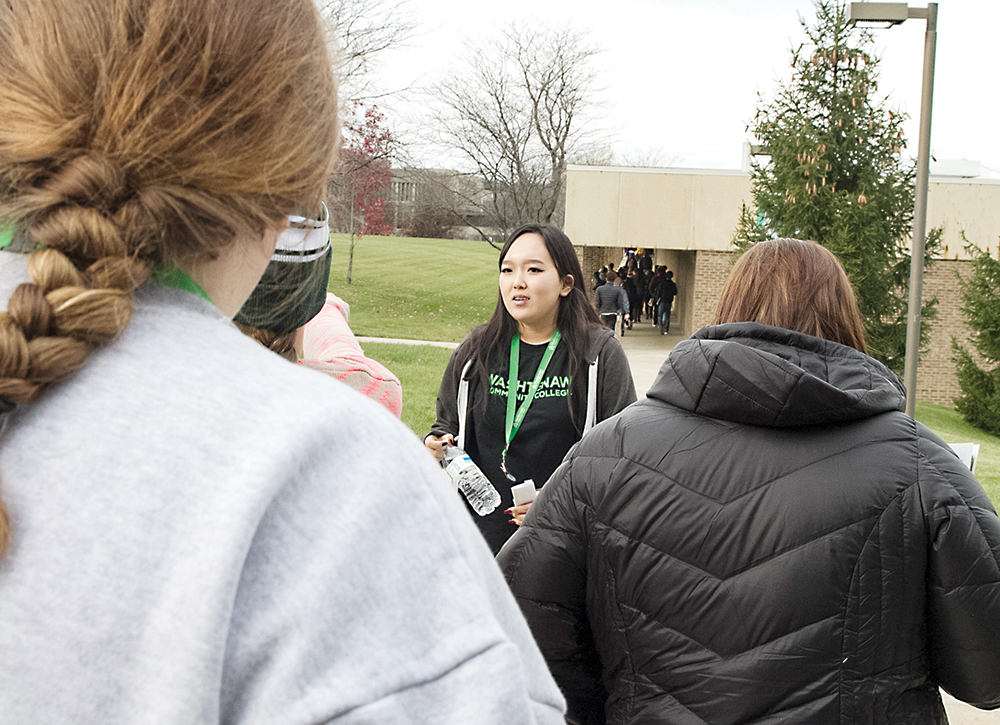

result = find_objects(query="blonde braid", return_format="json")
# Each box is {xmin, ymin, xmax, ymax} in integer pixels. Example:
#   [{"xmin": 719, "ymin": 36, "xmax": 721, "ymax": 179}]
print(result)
[{"xmin": 0, "ymin": 159, "xmax": 149, "ymax": 556}]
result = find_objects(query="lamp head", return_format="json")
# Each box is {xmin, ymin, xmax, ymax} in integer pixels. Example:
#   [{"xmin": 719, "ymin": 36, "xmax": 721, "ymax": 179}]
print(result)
[{"xmin": 847, "ymin": 2, "xmax": 909, "ymax": 28}]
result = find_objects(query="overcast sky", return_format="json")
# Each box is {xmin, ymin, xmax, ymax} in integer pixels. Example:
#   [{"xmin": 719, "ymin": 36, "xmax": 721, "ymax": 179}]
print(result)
[{"xmin": 375, "ymin": 0, "xmax": 1000, "ymax": 172}]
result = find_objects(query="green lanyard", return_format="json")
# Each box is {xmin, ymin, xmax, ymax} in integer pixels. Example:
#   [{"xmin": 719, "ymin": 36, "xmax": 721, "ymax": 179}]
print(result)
[
  {"xmin": 151, "ymin": 264, "xmax": 213, "ymax": 303},
  {"xmin": 0, "ymin": 230, "xmax": 211, "ymax": 306},
  {"xmin": 501, "ymin": 329, "xmax": 562, "ymax": 481},
  {"xmin": 0, "ymin": 222, "xmax": 15, "ymax": 250}
]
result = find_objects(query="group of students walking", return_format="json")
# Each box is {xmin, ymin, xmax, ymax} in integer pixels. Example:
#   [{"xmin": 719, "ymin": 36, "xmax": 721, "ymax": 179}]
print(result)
[
  {"xmin": 1, "ymin": 0, "xmax": 999, "ymax": 723},
  {"xmin": 593, "ymin": 264, "xmax": 678, "ymax": 336}
]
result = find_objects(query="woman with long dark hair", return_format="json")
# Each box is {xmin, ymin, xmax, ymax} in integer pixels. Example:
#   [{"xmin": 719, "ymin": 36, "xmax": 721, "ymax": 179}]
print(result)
[
  {"xmin": 425, "ymin": 224, "xmax": 636, "ymax": 553},
  {"xmin": 499, "ymin": 238, "xmax": 1000, "ymax": 724}
]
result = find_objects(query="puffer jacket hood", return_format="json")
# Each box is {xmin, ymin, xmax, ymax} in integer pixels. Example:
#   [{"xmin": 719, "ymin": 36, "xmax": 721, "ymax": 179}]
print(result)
[{"xmin": 649, "ymin": 322, "xmax": 905, "ymax": 427}]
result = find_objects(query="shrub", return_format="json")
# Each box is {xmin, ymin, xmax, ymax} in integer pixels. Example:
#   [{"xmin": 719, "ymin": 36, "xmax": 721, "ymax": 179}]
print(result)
[{"xmin": 954, "ymin": 240, "xmax": 1000, "ymax": 434}]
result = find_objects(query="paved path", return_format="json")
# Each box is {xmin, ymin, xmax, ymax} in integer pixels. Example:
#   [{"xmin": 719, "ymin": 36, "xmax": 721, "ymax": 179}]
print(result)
[
  {"xmin": 360, "ymin": 326, "xmax": 999, "ymax": 722},
  {"xmin": 612, "ymin": 319, "xmax": 682, "ymax": 396},
  {"xmin": 356, "ymin": 336, "xmax": 459, "ymax": 350}
]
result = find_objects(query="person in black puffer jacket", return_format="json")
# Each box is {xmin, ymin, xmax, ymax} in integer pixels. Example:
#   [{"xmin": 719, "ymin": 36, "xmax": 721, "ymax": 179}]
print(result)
[{"xmin": 498, "ymin": 238, "xmax": 1000, "ymax": 725}]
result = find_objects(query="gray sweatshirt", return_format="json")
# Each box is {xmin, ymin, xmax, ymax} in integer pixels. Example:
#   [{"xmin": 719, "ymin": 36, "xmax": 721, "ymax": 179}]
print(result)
[{"xmin": 0, "ymin": 251, "xmax": 565, "ymax": 724}]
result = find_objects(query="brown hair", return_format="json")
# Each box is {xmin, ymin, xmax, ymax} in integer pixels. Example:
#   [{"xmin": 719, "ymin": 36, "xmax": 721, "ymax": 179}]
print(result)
[
  {"xmin": 0, "ymin": 0, "xmax": 339, "ymax": 555},
  {"xmin": 713, "ymin": 238, "xmax": 867, "ymax": 353},
  {"xmin": 236, "ymin": 324, "xmax": 298, "ymax": 363}
]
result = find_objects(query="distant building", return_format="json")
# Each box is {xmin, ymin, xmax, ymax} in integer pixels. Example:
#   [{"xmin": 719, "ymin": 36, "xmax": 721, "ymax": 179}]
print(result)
[
  {"xmin": 564, "ymin": 161, "xmax": 1000, "ymax": 407},
  {"xmin": 387, "ymin": 168, "xmax": 494, "ymax": 240}
]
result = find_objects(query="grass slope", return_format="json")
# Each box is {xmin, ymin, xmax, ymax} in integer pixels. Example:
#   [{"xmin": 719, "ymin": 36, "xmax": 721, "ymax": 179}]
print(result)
[
  {"xmin": 360, "ymin": 342, "xmax": 453, "ymax": 435},
  {"xmin": 328, "ymin": 233, "xmax": 500, "ymax": 342},
  {"xmin": 915, "ymin": 402, "xmax": 1000, "ymax": 504}
]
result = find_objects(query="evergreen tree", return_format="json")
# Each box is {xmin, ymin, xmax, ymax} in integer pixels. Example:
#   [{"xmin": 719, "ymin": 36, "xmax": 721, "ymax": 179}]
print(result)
[
  {"xmin": 954, "ymin": 239, "xmax": 1000, "ymax": 434},
  {"xmin": 737, "ymin": 0, "xmax": 937, "ymax": 371}
]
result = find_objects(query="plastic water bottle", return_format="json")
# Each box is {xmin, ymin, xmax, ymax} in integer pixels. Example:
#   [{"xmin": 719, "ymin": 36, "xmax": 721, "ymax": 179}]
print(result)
[{"xmin": 442, "ymin": 444, "xmax": 501, "ymax": 516}]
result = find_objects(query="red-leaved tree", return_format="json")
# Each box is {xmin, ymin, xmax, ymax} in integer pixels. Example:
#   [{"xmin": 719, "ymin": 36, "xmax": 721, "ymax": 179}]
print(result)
[{"xmin": 329, "ymin": 102, "xmax": 394, "ymax": 283}]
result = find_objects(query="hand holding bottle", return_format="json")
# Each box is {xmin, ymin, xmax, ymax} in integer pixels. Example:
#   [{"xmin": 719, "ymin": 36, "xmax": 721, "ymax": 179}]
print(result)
[
  {"xmin": 423, "ymin": 433, "xmax": 453, "ymax": 462},
  {"xmin": 441, "ymin": 444, "xmax": 501, "ymax": 516}
]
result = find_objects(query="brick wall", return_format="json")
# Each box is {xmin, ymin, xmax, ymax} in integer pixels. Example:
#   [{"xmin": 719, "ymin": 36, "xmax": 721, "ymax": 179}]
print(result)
[
  {"xmin": 690, "ymin": 250, "xmax": 734, "ymax": 334},
  {"xmin": 917, "ymin": 259, "xmax": 973, "ymax": 407},
  {"xmin": 577, "ymin": 245, "xmax": 620, "ymax": 304}
]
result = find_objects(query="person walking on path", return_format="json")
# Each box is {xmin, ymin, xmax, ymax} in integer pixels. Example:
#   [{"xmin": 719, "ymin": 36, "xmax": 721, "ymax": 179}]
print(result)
[
  {"xmin": 648, "ymin": 266, "xmax": 665, "ymax": 327},
  {"xmin": 613, "ymin": 275, "xmax": 631, "ymax": 335},
  {"xmin": 0, "ymin": 1, "xmax": 567, "ymax": 722},
  {"xmin": 623, "ymin": 270, "xmax": 640, "ymax": 328},
  {"xmin": 424, "ymin": 225, "xmax": 635, "ymax": 554},
  {"xmin": 640, "ymin": 249, "xmax": 653, "ymax": 272},
  {"xmin": 499, "ymin": 238, "xmax": 1000, "ymax": 724},
  {"xmin": 595, "ymin": 271, "xmax": 629, "ymax": 334},
  {"xmin": 658, "ymin": 270, "xmax": 678, "ymax": 334},
  {"xmin": 634, "ymin": 268, "xmax": 648, "ymax": 322}
]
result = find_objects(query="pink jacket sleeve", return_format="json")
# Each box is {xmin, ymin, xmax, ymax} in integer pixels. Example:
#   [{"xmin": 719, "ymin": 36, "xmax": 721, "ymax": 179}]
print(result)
[{"xmin": 300, "ymin": 293, "xmax": 403, "ymax": 418}]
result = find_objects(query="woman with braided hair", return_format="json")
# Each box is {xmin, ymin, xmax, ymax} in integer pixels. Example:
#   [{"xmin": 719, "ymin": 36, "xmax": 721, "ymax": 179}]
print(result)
[{"xmin": 0, "ymin": 1, "xmax": 566, "ymax": 722}]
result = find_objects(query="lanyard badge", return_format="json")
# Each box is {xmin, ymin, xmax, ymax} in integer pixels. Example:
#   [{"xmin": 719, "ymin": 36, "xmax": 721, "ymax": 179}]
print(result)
[{"xmin": 500, "ymin": 330, "xmax": 561, "ymax": 481}]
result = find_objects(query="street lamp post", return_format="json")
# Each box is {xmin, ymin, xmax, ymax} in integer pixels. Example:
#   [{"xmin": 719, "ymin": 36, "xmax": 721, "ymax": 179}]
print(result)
[{"xmin": 847, "ymin": 2, "xmax": 938, "ymax": 417}]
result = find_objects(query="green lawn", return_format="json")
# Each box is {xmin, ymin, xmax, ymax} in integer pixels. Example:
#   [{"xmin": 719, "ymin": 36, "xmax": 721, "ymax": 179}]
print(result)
[
  {"xmin": 360, "ymin": 342, "xmax": 454, "ymax": 435},
  {"xmin": 915, "ymin": 402, "xmax": 1000, "ymax": 504},
  {"xmin": 328, "ymin": 234, "xmax": 500, "ymax": 342}
]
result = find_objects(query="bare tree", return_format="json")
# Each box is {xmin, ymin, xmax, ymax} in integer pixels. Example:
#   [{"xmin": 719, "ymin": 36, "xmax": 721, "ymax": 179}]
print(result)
[
  {"xmin": 320, "ymin": 0, "xmax": 417, "ymax": 105},
  {"xmin": 569, "ymin": 145, "xmax": 616, "ymax": 167},
  {"xmin": 613, "ymin": 147, "xmax": 683, "ymax": 169},
  {"xmin": 431, "ymin": 23, "xmax": 604, "ymax": 241}
]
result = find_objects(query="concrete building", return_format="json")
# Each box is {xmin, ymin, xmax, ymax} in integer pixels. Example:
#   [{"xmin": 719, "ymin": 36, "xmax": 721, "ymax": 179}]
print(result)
[
  {"xmin": 387, "ymin": 168, "xmax": 493, "ymax": 240},
  {"xmin": 565, "ymin": 162, "xmax": 1000, "ymax": 406}
]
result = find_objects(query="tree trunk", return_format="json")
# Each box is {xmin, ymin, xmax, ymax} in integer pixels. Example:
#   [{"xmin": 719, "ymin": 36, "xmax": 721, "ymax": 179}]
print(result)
[{"xmin": 347, "ymin": 193, "xmax": 356, "ymax": 284}]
